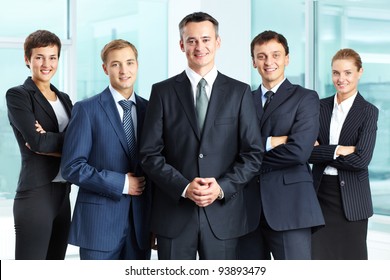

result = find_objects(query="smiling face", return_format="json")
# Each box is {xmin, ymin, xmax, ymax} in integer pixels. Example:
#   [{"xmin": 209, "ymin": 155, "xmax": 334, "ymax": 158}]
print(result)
[
  {"xmin": 252, "ymin": 39, "xmax": 289, "ymax": 89},
  {"xmin": 332, "ymin": 58, "xmax": 363, "ymax": 101},
  {"xmin": 180, "ymin": 20, "xmax": 221, "ymax": 76},
  {"xmin": 25, "ymin": 45, "xmax": 59, "ymax": 85},
  {"xmin": 102, "ymin": 46, "xmax": 138, "ymax": 99}
]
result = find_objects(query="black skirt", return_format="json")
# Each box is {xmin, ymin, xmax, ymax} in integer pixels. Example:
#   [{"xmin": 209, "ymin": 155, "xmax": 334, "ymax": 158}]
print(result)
[{"xmin": 312, "ymin": 175, "xmax": 368, "ymax": 260}]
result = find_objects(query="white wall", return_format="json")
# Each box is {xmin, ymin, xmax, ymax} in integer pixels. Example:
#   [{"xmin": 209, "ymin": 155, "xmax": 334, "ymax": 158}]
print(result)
[{"xmin": 167, "ymin": 0, "xmax": 252, "ymax": 84}]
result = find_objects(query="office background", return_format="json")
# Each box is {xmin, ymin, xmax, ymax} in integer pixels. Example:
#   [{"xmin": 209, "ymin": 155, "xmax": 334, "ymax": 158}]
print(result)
[{"xmin": 0, "ymin": 0, "xmax": 389, "ymax": 259}]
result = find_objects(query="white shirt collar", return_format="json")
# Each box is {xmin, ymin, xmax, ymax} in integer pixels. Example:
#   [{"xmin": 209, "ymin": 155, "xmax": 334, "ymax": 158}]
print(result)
[
  {"xmin": 109, "ymin": 84, "xmax": 137, "ymax": 104},
  {"xmin": 185, "ymin": 66, "xmax": 218, "ymax": 89},
  {"xmin": 261, "ymin": 78, "xmax": 286, "ymax": 97},
  {"xmin": 333, "ymin": 91, "xmax": 357, "ymax": 113}
]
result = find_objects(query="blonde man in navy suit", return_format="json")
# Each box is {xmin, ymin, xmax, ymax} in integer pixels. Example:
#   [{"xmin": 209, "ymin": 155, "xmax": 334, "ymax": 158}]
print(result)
[
  {"xmin": 61, "ymin": 40, "xmax": 151, "ymax": 260},
  {"xmin": 239, "ymin": 30, "xmax": 325, "ymax": 260},
  {"xmin": 6, "ymin": 30, "xmax": 73, "ymax": 259},
  {"xmin": 309, "ymin": 49, "xmax": 378, "ymax": 259}
]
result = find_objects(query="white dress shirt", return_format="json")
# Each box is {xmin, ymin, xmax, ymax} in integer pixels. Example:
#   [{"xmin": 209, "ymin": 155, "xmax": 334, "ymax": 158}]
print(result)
[
  {"xmin": 109, "ymin": 85, "xmax": 138, "ymax": 194},
  {"xmin": 261, "ymin": 78, "xmax": 285, "ymax": 151},
  {"xmin": 323, "ymin": 92, "xmax": 357, "ymax": 175}
]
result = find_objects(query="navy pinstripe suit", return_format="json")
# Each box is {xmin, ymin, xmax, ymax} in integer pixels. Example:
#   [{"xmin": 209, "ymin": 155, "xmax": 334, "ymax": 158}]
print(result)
[
  {"xmin": 309, "ymin": 92, "xmax": 379, "ymax": 221},
  {"xmin": 61, "ymin": 88, "xmax": 151, "ymax": 259}
]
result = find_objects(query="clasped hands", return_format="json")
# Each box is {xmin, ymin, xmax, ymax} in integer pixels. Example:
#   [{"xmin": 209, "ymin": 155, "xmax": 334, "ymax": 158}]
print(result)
[{"xmin": 185, "ymin": 177, "xmax": 221, "ymax": 207}]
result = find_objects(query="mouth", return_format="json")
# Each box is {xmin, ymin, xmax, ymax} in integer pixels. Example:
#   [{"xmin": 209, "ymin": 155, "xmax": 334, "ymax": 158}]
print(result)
[
  {"xmin": 41, "ymin": 69, "xmax": 51, "ymax": 75},
  {"xmin": 264, "ymin": 67, "xmax": 277, "ymax": 73}
]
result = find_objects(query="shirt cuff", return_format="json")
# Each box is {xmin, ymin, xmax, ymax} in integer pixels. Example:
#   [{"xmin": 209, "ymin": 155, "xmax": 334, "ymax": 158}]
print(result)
[{"xmin": 123, "ymin": 174, "xmax": 129, "ymax": 194}]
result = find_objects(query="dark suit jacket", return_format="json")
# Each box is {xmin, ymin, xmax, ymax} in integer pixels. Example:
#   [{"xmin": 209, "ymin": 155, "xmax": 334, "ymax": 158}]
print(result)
[
  {"xmin": 309, "ymin": 93, "xmax": 378, "ymax": 221},
  {"xmin": 252, "ymin": 79, "xmax": 325, "ymax": 231},
  {"xmin": 6, "ymin": 77, "xmax": 73, "ymax": 192},
  {"xmin": 61, "ymin": 87, "xmax": 151, "ymax": 251},
  {"xmin": 140, "ymin": 71, "xmax": 263, "ymax": 240}
]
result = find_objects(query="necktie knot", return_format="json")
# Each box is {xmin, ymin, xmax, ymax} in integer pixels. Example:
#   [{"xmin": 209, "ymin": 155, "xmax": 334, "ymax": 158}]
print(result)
[
  {"xmin": 119, "ymin": 99, "xmax": 134, "ymax": 111},
  {"xmin": 263, "ymin": 90, "xmax": 274, "ymax": 111}
]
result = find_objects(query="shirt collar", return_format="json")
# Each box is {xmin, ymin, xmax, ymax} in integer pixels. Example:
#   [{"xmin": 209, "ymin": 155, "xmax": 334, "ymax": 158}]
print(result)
[
  {"xmin": 333, "ymin": 91, "xmax": 357, "ymax": 113},
  {"xmin": 185, "ymin": 65, "xmax": 218, "ymax": 88},
  {"xmin": 261, "ymin": 78, "xmax": 286, "ymax": 96},
  {"xmin": 109, "ymin": 84, "xmax": 137, "ymax": 104}
]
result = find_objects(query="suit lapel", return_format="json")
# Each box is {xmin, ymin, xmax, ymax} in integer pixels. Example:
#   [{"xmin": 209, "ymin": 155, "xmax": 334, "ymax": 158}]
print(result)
[
  {"xmin": 260, "ymin": 79, "xmax": 295, "ymax": 128},
  {"xmin": 318, "ymin": 96, "xmax": 333, "ymax": 145},
  {"xmin": 201, "ymin": 73, "xmax": 228, "ymax": 139},
  {"xmin": 24, "ymin": 78, "xmax": 59, "ymax": 128},
  {"xmin": 174, "ymin": 71, "xmax": 200, "ymax": 140},
  {"xmin": 252, "ymin": 86, "xmax": 264, "ymax": 123},
  {"xmin": 339, "ymin": 92, "xmax": 366, "ymax": 143},
  {"xmin": 135, "ymin": 94, "xmax": 146, "ymax": 144},
  {"xmin": 99, "ymin": 87, "xmax": 130, "ymax": 157}
]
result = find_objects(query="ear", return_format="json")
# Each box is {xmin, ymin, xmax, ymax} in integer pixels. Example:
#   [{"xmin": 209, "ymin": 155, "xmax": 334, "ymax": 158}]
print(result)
[
  {"xmin": 216, "ymin": 36, "xmax": 221, "ymax": 49},
  {"xmin": 358, "ymin": 67, "xmax": 364, "ymax": 79},
  {"xmin": 252, "ymin": 58, "xmax": 257, "ymax": 68},
  {"xmin": 285, "ymin": 54, "xmax": 290, "ymax": 66},
  {"xmin": 24, "ymin": 55, "xmax": 30, "ymax": 67},
  {"xmin": 179, "ymin": 40, "xmax": 185, "ymax": 52},
  {"xmin": 102, "ymin": 63, "xmax": 108, "ymax": 75}
]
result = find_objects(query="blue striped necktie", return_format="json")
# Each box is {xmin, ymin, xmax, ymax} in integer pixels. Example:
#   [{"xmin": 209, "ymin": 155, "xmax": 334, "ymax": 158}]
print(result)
[{"xmin": 118, "ymin": 100, "xmax": 136, "ymax": 159}]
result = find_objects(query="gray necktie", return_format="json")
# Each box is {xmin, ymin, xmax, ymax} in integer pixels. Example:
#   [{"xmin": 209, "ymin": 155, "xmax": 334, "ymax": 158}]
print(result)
[
  {"xmin": 118, "ymin": 100, "xmax": 136, "ymax": 159},
  {"xmin": 263, "ymin": 90, "xmax": 274, "ymax": 111},
  {"xmin": 196, "ymin": 78, "xmax": 209, "ymax": 133}
]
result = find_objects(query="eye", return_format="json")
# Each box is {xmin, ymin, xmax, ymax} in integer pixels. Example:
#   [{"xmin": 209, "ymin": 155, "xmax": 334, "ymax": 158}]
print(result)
[
  {"xmin": 257, "ymin": 55, "xmax": 266, "ymax": 60},
  {"xmin": 273, "ymin": 53, "xmax": 280, "ymax": 59},
  {"xmin": 187, "ymin": 39, "xmax": 196, "ymax": 45}
]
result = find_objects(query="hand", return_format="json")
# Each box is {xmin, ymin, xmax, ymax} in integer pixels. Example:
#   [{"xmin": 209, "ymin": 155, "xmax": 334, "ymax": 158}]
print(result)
[
  {"xmin": 35, "ymin": 121, "xmax": 46, "ymax": 134},
  {"xmin": 127, "ymin": 173, "xmax": 146, "ymax": 196},
  {"xmin": 336, "ymin": 145, "xmax": 356, "ymax": 156},
  {"xmin": 185, "ymin": 177, "xmax": 221, "ymax": 207},
  {"xmin": 271, "ymin": 135, "xmax": 288, "ymax": 148},
  {"xmin": 25, "ymin": 142, "xmax": 61, "ymax": 157}
]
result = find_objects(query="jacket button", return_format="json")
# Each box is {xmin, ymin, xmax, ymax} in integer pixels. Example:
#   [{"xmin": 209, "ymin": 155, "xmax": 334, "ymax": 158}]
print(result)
[
  {"xmin": 340, "ymin": 181, "xmax": 345, "ymax": 187},
  {"xmin": 199, "ymin": 154, "xmax": 204, "ymax": 158}
]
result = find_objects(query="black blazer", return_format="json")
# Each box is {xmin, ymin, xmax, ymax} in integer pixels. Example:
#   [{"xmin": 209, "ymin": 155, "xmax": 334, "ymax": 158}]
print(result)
[
  {"xmin": 309, "ymin": 93, "xmax": 379, "ymax": 221},
  {"xmin": 140, "ymin": 71, "xmax": 263, "ymax": 240},
  {"xmin": 252, "ymin": 79, "xmax": 325, "ymax": 231},
  {"xmin": 6, "ymin": 77, "xmax": 73, "ymax": 192}
]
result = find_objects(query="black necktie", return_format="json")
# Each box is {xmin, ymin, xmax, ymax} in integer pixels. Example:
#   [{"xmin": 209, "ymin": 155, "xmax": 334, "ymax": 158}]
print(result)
[
  {"xmin": 196, "ymin": 78, "xmax": 208, "ymax": 133},
  {"xmin": 118, "ymin": 100, "xmax": 136, "ymax": 159},
  {"xmin": 263, "ymin": 91, "xmax": 274, "ymax": 111}
]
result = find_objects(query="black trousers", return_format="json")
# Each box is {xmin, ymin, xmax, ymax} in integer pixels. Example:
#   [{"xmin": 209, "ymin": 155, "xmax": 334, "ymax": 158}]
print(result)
[
  {"xmin": 13, "ymin": 182, "xmax": 71, "ymax": 260},
  {"xmin": 157, "ymin": 207, "xmax": 238, "ymax": 260},
  {"xmin": 312, "ymin": 175, "xmax": 368, "ymax": 260}
]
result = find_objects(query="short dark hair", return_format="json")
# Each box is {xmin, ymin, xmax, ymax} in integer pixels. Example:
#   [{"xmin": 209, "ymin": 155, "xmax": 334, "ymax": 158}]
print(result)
[
  {"xmin": 101, "ymin": 39, "xmax": 138, "ymax": 64},
  {"xmin": 250, "ymin": 30, "xmax": 289, "ymax": 58},
  {"xmin": 179, "ymin": 12, "xmax": 219, "ymax": 39},
  {"xmin": 24, "ymin": 30, "xmax": 61, "ymax": 68},
  {"xmin": 332, "ymin": 48, "xmax": 362, "ymax": 71}
]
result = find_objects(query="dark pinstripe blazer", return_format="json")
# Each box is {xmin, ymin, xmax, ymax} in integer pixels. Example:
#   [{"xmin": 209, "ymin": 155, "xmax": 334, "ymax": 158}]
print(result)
[{"xmin": 309, "ymin": 92, "xmax": 379, "ymax": 221}]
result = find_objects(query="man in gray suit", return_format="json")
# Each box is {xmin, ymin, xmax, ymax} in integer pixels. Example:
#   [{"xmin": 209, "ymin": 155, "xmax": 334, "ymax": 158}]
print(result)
[
  {"xmin": 140, "ymin": 12, "xmax": 263, "ymax": 260},
  {"xmin": 61, "ymin": 39, "xmax": 151, "ymax": 260}
]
